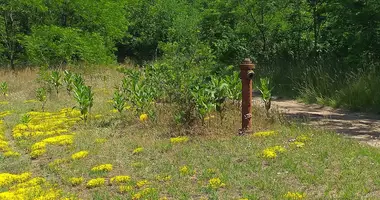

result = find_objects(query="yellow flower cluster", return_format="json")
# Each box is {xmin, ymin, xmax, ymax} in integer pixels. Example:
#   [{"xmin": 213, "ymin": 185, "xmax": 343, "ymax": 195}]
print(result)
[
  {"xmin": 133, "ymin": 147, "xmax": 144, "ymax": 154},
  {"xmin": 170, "ymin": 136, "xmax": 189, "ymax": 144},
  {"xmin": 0, "ymin": 111, "xmax": 12, "ymax": 118},
  {"xmin": 208, "ymin": 177, "xmax": 226, "ymax": 189},
  {"xmin": 290, "ymin": 135, "xmax": 310, "ymax": 148},
  {"xmin": 132, "ymin": 188, "xmax": 156, "ymax": 200},
  {"xmin": 0, "ymin": 101, "xmax": 9, "ymax": 105},
  {"xmin": 118, "ymin": 185, "xmax": 133, "ymax": 193},
  {"xmin": 155, "ymin": 175, "xmax": 171, "ymax": 182},
  {"xmin": 86, "ymin": 178, "xmax": 105, "ymax": 188},
  {"xmin": 71, "ymin": 151, "xmax": 89, "ymax": 160},
  {"xmin": 290, "ymin": 141, "xmax": 305, "ymax": 148},
  {"xmin": 262, "ymin": 146, "xmax": 286, "ymax": 159},
  {"xmin": 284, "ymin": 192, "xmax": 305, "ymax": 199},
  {"xmin": 31, "ymin": 135, "xmax": 74, "ymax": 158},
  {"xmin": 69, "ymin": 177, "xmax": 84, "ymax": 186},
  {"xmin": 110, "ymin": 176, "xmax": 131, "ymax": 184},
  {"xmin": 0, "ymin": 172, "xmax": 31, "ymax": 187},
  {"xmin": 0, "ymin": 121, "xmax": 20, "ymax": 158},
  {"xmin": 12, "ymin": 108, "xmax": 81, "ymax": 139},
  {"xmin": 139, "ymin": 114, "xmax": 148, "ymax": 122},
  {"xmin": 179, "ymin": 165, "xmax": 189, "ymax": 175},
  {"xmin": 136, "ymin": 180, "xmax": 149, "ymax": 188},
  {"xmin": 91, "ymin": 164, "xmax": 113, "ymax": 172},
  {"xmin": 251, "ymin": 130, "xmax": 277, "ymax": 137},
  {"xmin": 0, "ymin": 173, "xmax": 70, "ymax": 199}
]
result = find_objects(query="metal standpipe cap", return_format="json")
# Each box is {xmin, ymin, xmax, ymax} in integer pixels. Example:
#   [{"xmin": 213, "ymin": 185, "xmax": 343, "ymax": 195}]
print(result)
[{"xmin": 240, "ymin": 58, "xmax": 255, "ymax": 70}]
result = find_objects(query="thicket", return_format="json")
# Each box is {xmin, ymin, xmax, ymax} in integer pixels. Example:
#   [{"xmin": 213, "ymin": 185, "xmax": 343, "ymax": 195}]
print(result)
[{"xmin": 1, "ymin": 0, "xmax": 380, "ymax": 112}]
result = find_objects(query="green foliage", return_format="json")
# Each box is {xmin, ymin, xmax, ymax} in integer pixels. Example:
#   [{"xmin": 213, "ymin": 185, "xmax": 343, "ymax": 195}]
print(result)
[
  {"xmin": 0, "ymin": 82, "xmax": 8, "ymax": 96},
  {"xmin": 257, "ymin": 77, "xmax": 274, "ymax": 115},
  {"xmin": 72, "ymin": 74, "xmax": 93, "ymax": 121},
  {"xmin": 36, "ymin": 87, "xmax": 47, "ymax": 111},
  {"xmin": 24, "ymin": 26, "xmax": 113, "ymax": 66},
  {"xmin": 20, "ymin": 114, "xmax": 31, "ymax": 124},
  {"xmin": 121, "ymin": 70, "xmax": 156, "ymax": 120},
  {"xmin": 50, "ymin": 71, "xmax": 62, "ymax": 95},
  {"xmin": 63, "ymin": 70, "xmax": 74, "ymax": 95},
  {"xmin": 112, "ymin": 89, "xmax": 126, "ymax": 113}
]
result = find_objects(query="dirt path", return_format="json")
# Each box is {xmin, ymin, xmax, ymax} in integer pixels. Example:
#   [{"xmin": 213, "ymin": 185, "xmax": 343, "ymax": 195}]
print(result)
[{"xmin": 253, "ymin": 97, "xmax": 380, "ymax": 148}]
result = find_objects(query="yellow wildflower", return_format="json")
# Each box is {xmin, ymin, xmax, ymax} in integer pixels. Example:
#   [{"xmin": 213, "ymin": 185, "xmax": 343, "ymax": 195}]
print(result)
[
  {"xmin": 69, "ymin": 177, "xmax": 83, "ymax": 186},
  {"xmin": 296, "ymin": 135, "xmax": 310, "ymax": 142},
  {"xmin": 139, "ymin": 114, "xmax": 148, "ymax": 122},
  {"xmin": 133, "ymin": 147, "xmax": 144, "ymax": 154},
  {"xmin": 251, "ymin": 131, "xmax": 277, "ymax": 137},
  {"xmin": 132, "ymin": 192, "xmax": 142, "ymax": 200},
  {"xmin": 155, "ymin": 175, "xmax": 171, "ymax": 182},
  {"xmin": 170, "ymin": 136, "xmax": 189, "ymax": 144},
  {"xmin": 262, "ymin": 145, "xmax": 286, "ymax": 159},
  {"xmin": 119, "ymin": 185, "xmax": 133, "ymax": 193},
  {"xmin": 110, "ymin": 176, "xmax": 131, "ymax": 184},
  {"xmin": 290, "ymin": 141, "xmax": 305, "ymax": 148},
  {"xmin": 71, "ymin": 151, "xmax": 89, "ymax": 160},
  {"xmin": 30, "ymin": 149, "xmax": 47, "ymax": 159},
  {"xmin": 136, "ymin": 180, "xmax": 149, "ymax": 188},
  {"xmin": 86, "ymin": 178, "xmax": 105, "ymax": 188},
  {"xmin": 284, "ymin": 192, "xmax": 305, "ymax": 199},
  {"xmin": 91, "ymin": 164, "xmax": 113, "ymax": 172},
  {"xmin": 0, "ymin": 111, "xmax": 12, "ymax": 118},
  {"xmin": 0, "ymin": 172, "xmax": 32, "ymax": 187},
  {"xmin": 208, "ymin": 177, "xmax": 226, "ymax": 189},
  {"xmin": 0, "ymin": 101, "xmax": 9, "ymax": 105},
  {"xmin": 262, "ymin": 149, "xmax": 277, "ymax": 159},
  {"xmin": 179, "ymin": 166, "xmax": 190, "ymax": 175}
]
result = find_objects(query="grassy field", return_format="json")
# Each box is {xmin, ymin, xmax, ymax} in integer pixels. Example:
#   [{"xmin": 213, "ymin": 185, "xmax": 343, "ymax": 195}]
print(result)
[{"xmin": 0, "ymin": 67, "xmax": 379, "ymax": 200}]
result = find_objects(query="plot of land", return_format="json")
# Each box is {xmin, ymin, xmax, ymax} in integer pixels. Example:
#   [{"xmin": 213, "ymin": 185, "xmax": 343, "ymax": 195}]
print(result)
[{"xmin": 0, "ymin": 68, "xmax": 379, "ymax": 200}]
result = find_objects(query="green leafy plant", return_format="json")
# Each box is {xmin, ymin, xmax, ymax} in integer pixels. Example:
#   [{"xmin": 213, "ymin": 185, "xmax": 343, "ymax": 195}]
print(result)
[
  {"xmin": 257, "ymin": 77, "xmax": 274, "ymax": 117},
  {"xmin": 50, "ymin": 71, "xmax": 62, "ymax": 95},
  {"xmin": 191, "ymin": 86, "xmax": 215, "ymax": 125},
  {"xmin": 208, "ymin": 77, "xmax": 229, "ymax": 123},
  {"xmin": 36, "ymin": 87, "xmax": 47, "ymax": 111},
  {"xmin": 63, "ymin": 70, "xmax": 74, "ymax": 95},
  {"xmin": 20, "ymin": 114, "xmax": 31, "ymax": 124},
  {"xmin": 72, "ymin": 74, "xmax": 94, "ymax": 121},
  {"xmin": 112, "ymin": 89, "xmax": 126, "ymax": 113},
  {"xmin": 0, "ymin": 82, "xmax": 8, "ymax": 97}
]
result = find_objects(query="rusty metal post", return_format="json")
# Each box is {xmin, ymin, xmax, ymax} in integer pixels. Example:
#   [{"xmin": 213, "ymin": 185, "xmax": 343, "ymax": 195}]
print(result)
[{"xmin": 239, "ymin": 58, "xmax": 255, "ymax": 134}]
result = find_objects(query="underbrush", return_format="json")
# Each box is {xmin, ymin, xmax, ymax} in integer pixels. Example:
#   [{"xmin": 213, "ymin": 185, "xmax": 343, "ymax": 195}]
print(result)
[{"xmin": 296, "ymin": 65, "xmax": 380, "ymax": 113}]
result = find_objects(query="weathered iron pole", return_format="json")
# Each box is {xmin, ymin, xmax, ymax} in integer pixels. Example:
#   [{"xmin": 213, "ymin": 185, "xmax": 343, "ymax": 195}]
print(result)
[{"xmin": 239, "ymin": 58, "xmax": 255, "ymax": 134}]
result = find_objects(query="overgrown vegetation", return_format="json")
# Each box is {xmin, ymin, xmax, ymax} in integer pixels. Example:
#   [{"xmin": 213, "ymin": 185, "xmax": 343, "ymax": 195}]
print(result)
[
  {"xmin": 1, "ymin": 0, "xmax": 380, "ymax": 111},
  {"xmin": 0, "ymin": 68, "xmax": 379, "ymax": 199}
]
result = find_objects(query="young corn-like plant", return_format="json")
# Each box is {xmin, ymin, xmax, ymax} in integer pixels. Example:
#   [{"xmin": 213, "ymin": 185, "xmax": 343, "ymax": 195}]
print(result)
[
  {"xmin": 36, "ymin": 87, "xmax": 47, "ymax": 111},
  {"xmin": 63, "ymin": 70, "xmax": 74, "ymax": 95},
  {"xmin": 50, "ymin": 71, "xmax": 62, "ymax": 95},
  {"xmin": 257, "ymin": 77, "xmax": 274, "ymax": 117},
  {"xmin": 72, "ymin": 74, "xmax": 94, "ymax": 121},
  {"xmin": 112, "ymin": 89, "xmax": 126, "ymax": 113},
  {"xmin": 0, "ymin": 82, "xmax": 8, "ymax": 97},
  {"xmin": 208, "ymin": 77, "xmax": 229, "ymax": 123}
]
